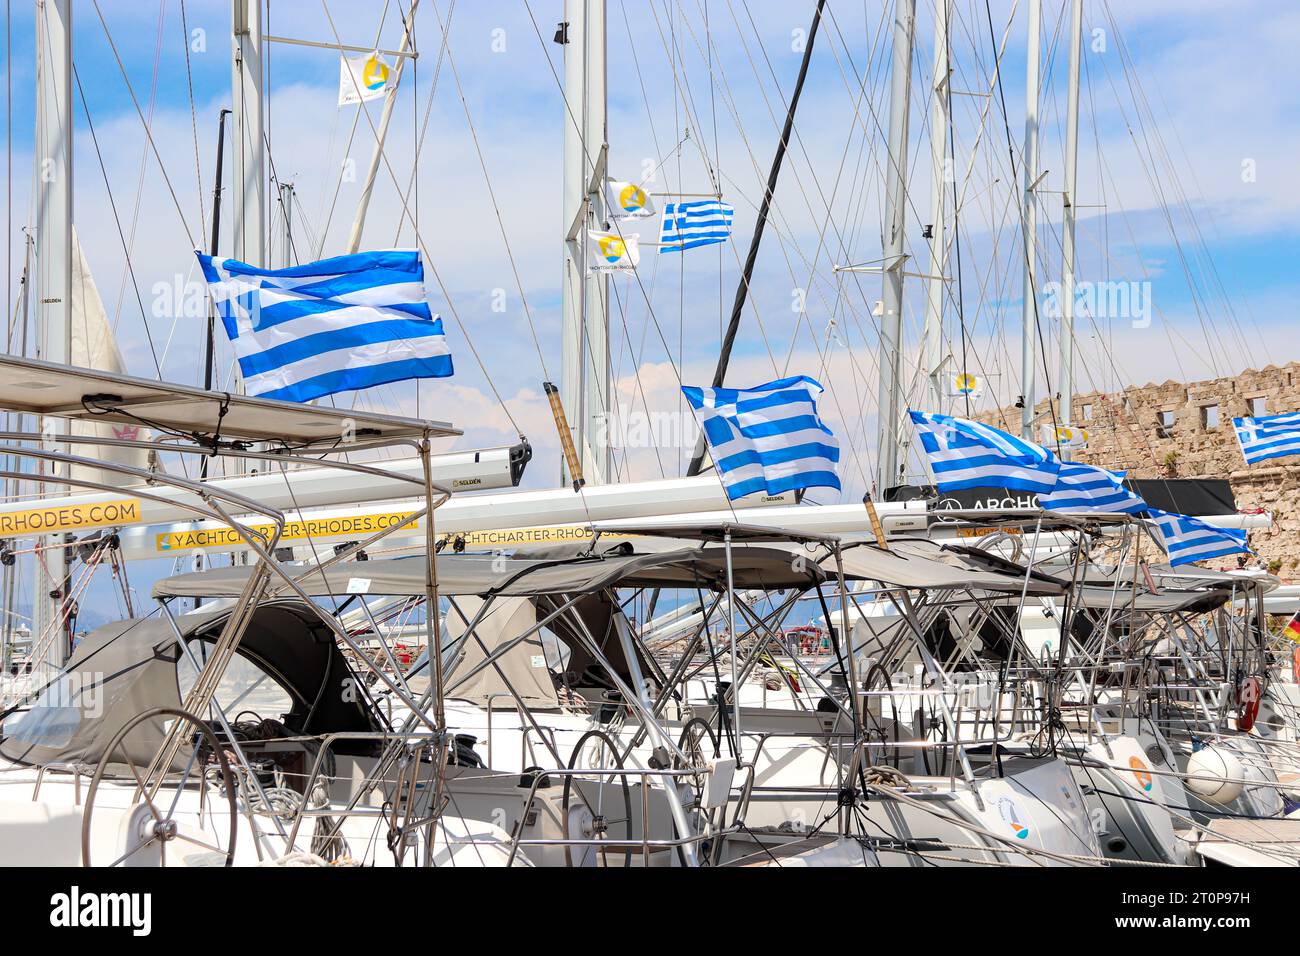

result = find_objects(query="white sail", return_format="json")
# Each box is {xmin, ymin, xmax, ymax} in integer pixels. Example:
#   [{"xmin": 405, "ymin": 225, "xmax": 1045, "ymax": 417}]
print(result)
[{"xmin": 68, "ymin": 229, "xmax": 151, "ymax": 487}]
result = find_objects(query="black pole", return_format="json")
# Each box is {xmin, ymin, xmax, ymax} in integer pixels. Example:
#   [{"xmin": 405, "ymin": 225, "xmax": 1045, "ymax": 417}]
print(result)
[
  {"xmin": 200, "ymin": 109, "xmax": 230, "ymax": 483},
  {"xmin": 686, "ymin": 0, "xmax": 826, "ymax": 477},
  {"xmin": 203, "ymin": 108, "xmax": 230, "ymax": 394}
]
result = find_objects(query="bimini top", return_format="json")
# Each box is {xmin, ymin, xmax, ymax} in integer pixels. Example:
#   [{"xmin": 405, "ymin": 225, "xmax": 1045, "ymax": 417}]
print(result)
[
  {"xmin": 1053, "ymin": 561, "xmax": 1279, "ymax": 595},
  {"xmin": 153, "ymin": 538, "xmax": 1064, "ymax": 600},
  {"xmin": 985, "ymin": 585, "xmax": 1234, "ymax": 614},
  {"xmin": 841, "ymin": 539, "xmax": 1067, "ymax": 596},
  {"xmin": 0, "ymin": 354, "xmax": 458, "ymax": 446},
  {"xmin": 153, "ymin": 546, "xmax": 830, "ymax": 599}
]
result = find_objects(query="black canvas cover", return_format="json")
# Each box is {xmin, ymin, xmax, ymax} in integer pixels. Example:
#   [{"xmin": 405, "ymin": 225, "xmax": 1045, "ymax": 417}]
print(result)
[
  {"xmin": 0, "ymin": 601, "xmax": 378, "ymax": 771},
  {"xmin": 890, "ymin": 478, "xmax": 1238, "ymax": 517},
  {"xmin": 1124, "ymin": 478, "xmax": 1237, "ymax": 516}
]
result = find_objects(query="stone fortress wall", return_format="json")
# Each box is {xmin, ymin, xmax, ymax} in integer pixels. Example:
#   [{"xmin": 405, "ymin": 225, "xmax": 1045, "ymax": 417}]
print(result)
[{"xmin": 975, "ymin": 363, "xmax": 1300, "ymax": 579}]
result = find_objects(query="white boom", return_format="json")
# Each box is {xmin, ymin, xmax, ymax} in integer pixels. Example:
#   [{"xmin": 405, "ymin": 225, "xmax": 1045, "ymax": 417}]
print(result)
[
  {"xmin": 0, "ymin": 444, "xmax": 528, "ymax": 537},
  {"xmin": 102, "ymin": 490, "xmax": 1271, "ymax": 564}
]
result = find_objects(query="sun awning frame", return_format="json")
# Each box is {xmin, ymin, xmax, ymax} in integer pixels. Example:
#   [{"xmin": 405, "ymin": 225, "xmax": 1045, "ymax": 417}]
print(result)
[{"xmin": 0, "ymin": 354, "xmax": 458, "ymax": 448}]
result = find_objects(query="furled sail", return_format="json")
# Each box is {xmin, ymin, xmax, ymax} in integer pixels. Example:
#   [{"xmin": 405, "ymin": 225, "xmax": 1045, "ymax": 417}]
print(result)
[{"xmin": 68, "ymin": 229, "xmax": 152, "ymax": 486}]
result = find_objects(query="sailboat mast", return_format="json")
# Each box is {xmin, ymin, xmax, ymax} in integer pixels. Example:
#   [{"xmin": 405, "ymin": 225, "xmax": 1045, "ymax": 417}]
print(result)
[
  {"xmin": 345, "ymin": 0, "xmax": 419, "ymax": 255},
  {"xmin": 685, "ymin": 0, "xmax": 827, "ymax": 479},
  {"xmin": 1019, "ymin": 0, "xmax": 1042, "ymax": 440},
  {"xmin": 921, "ymin": 0, "xmax": 950, "ymax": 409},
  {"xmin": 1057, "ymin": 0, "xmax": 1084, "ymax": 459},
  {"xmin": 32, "ymin": 0, "xmax": 72, "ymax": 667},
  {"xmin": 875, "ymin": 0, "xmax": 916, "ymax": 494},
  {"xmin": 559, "ymin": 0, "xmax": 610, "ymax": 487},
  {"xmin": 231, "ymin": 0, "xmax": 265, "ymax": 269}
]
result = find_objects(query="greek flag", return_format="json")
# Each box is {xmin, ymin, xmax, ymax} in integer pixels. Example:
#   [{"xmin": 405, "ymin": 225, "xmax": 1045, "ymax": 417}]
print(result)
[
  {"xmin": 1037, "ymin": 462, "xmax": 1148, "ymax": 515},
  {"xmin": 908, "ymin": 410, "xmax": 1060, "ymax": 494},
  {"xmin": 660, "ymin": 200, "xmax": 734, "ymax": 252},
  {"xmin": 1233, "ymin": 412, "xmax": 1300, "ymax": 465},
  {"xmin": 1148, "ymin": 508, "xmax": 1250, "ymax": 567},
  {"xmin": 682, "ymin": 376, "xmax": 840, "ymax": 500},
  {"xmin": 196, "ymin": 250, "xmax": 453, "ymax": 404}
]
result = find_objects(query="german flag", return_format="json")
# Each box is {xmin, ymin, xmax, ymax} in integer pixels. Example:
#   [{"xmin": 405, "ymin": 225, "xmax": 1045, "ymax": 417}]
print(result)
[{"xmin": 1284, "ymin": 613, "xmax": 1300, "ymax": 644}]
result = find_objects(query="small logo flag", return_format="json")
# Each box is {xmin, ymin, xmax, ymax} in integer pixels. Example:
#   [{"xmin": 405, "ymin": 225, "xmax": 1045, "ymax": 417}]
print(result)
[
  {"xmin": 908, "ymin": 410, "xmax": 1060, "ymax": 494},
  {"xmin": 196, "ymin": 249, "xmax": 453, "ymax": 404},
  {"xmin": 586, "ymin": 230, "xmax": 640, "ymax": 272},
  {"xmin": 660, "ymin": 199, "xmax": 734, "ymax": 252},
  {"xmin": 946, "ymin": 372, "xmax": 983, "ymax": 399},
  {"xmin": 1042, "ymin": 423, "xmax": 1089, "ymax": 450},
  {"xmin": 339, "ymin": 52, "xmax": 394, "ymax": 106},
  {"xmin": 605, "ymin": 180, "xmax": 656, "ymax": 220},
  {"xmin": 1037, "ymin": 462, "xmax": 1147, "ymax": 514},
  {"xmin": 1148, "ymin": 508, "xmax": 1251, "ymax": 567},
  {"xmin": 682, "ymin": 376, "xmax": 840, "ymax": 501},
  {"xmin": 1233, "ymin": 412, "xmax": 1300, "ymax": 465}
]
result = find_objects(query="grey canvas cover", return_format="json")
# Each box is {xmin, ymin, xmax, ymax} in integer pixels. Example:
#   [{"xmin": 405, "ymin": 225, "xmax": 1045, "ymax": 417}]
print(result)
[
  {"xmin": 154, "ymin": 540, "xmax": 1059, "ymax": 601},
  {"xmin": 826, "ymin": 541, "xmax": 1066, "ymax": 596},
  {"xmin": 0, "ymin": 615, "xmax": 189, "ymax": 770},
  {"xmin": 444, "ymin": 595, "xmax": 561, "ymax": 710},
  {"xmin": 153, "ymin": 546, "xmax": 832, "ymax": 600}
]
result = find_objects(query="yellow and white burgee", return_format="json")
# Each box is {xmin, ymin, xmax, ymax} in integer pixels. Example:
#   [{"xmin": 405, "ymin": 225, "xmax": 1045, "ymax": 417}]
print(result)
[
  {"xmin": 585, "ymin": 229, "xmax": 640, "ymax": 273},
  {"xmin": 339, "ymin": 51, "xmax": 394, "ymax": 106},
  {"xmin": 605, "ymin": 180, "xmax": 657, "ymax": 220}
]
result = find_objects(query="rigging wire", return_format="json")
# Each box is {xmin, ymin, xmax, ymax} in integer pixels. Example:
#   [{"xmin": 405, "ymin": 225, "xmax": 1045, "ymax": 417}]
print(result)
[
  {"xmin": 316, "ymin": 0, "xmax": 524, "ymax": 439},
  {"xmin": 981, "ymin": 0, "xmax": 1063, "ymax": 458},
  {"xmin": 106, "ymin": 1, "xmax": 167, "ymax": 338},
  {"xmin": 179, "ymin": 0, "xmax": 207, "ymax": 238},
  {"xmin": 90, "ymin": 0, "xmax": 200, "ymax": 250},
  {"xmin": 70, "ymin": 66, "xmax": 166, "ymax": 382}
]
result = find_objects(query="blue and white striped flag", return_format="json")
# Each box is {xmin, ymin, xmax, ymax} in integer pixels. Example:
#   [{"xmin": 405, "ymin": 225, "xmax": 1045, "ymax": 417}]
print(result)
[
  {"xmin": 682, "ymin": 376, "xmax": 840, "ymax": 500},
  {"xmin": 659, "ymin": 199, "xmax": 734, "ymax": 252},
  {"xmin": 1233, "ymin": 412, "xmax": 1300, "ymax": 465},
  {"xmin": 1148, "ymin": 508, "xmax": 1251, "ymax": 567},
  {"xmin": 908, "ymin": 410, "xmax": 1060, "ymax": 494},
  {"xmin": 196, "ymin": 250, "xmax": 453, "ymax": 404},
  {"xmin": 1037, "ymin": 462, "xmax": 1148, "ymax": 514}
]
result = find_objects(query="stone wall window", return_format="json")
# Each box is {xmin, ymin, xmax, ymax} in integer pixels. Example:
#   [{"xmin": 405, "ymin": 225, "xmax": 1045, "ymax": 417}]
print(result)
[
  {"xmin": 1200, "ymin": 404, "xmax": 1220, "ymax": 429},
  {"xmin": 1157, "ymin": 410, "xmax": 1175, "ymax": 438},
  {"xmin": 1250, "ymin": 396, "xmax": 1267, "ymax": 417},
  {"xmin": 1081, "ymin": 403, "xmax": 1093, "ymax": 420}
]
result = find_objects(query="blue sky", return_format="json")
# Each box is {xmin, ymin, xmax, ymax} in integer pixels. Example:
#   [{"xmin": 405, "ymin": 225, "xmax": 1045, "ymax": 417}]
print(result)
[{"xmin": 2, "ymin": 0, "xmax": 1298, "ymax": 514}]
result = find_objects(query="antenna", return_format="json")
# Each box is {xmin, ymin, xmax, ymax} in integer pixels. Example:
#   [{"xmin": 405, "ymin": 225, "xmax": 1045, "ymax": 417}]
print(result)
[
  {"xmin": 1058, "ymin": 0, "xmax": 1085, "ymax": 460},
  {"xmin": 1019, "ymin": 0, "xmax": 1042, "ymax": 439}
]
